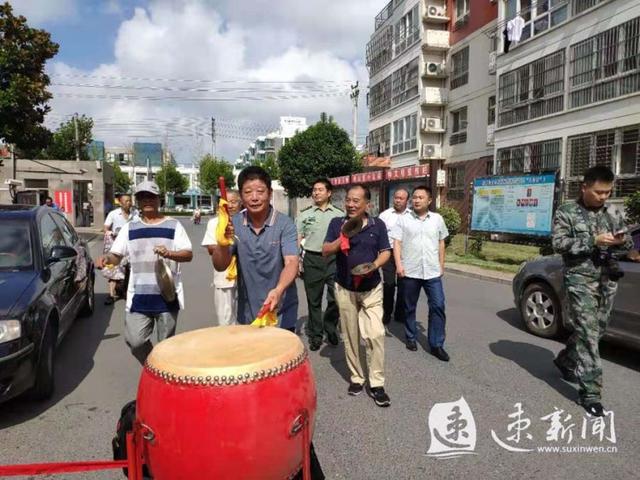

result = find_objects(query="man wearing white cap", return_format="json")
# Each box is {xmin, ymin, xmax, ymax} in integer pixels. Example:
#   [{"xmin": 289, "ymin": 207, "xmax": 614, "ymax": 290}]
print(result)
[{"xmin": 96, "ymin": 181, "xmax": 193, "ymax": 364}]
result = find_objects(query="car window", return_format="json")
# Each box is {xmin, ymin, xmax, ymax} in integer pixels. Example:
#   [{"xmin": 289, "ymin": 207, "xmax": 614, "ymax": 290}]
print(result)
[
  {"xmin": 52, "ymin": 213, "xmax": 78, "ymax": 246},
  {"xmin": 40, "ymin": 214, "xmax": 66, "ymax": 259},
  {"xmin": 0, "ymin": 220, "xmax": 33, "ymax": 270}
]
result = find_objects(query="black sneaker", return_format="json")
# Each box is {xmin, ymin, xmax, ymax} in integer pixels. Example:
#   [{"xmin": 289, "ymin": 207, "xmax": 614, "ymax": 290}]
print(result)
[
  {"xmin": 582, "ymin": 401, "xmax": 605, "ymax": 417},
  {"xmin": 309, "ymin": 340, "xmax": 322, "ymax": 352},
  {"xmin": 553, "ymin": 357, "xmax": 578, "ymax": 383},
  {"xmin": 348, "ymin": 383, "xmax": 364, "ymax": 396},
  {"xmin": 326, "ymin": 332, "xmax": 339, "ymax": 346},
  {"xmin": 430, "ymin": 347, "xmax": 450, "ymax": 362},
  {"xmin": 406, "ymin": 340, "xmax": 417, "ymax": 351},
  {"xmin": 370, "ymin": 387, "xmax": 391, "ymax": 407}
]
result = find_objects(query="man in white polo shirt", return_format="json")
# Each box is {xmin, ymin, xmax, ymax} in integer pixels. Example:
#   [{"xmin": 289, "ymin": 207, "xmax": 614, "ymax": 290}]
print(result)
[
  {"xmin": 391, "ymin": 186, "xmax": 450, "ymax": 362},
  {"xmin": 378, "ymin": 188, "xmax": 409, "ymax": 326}
]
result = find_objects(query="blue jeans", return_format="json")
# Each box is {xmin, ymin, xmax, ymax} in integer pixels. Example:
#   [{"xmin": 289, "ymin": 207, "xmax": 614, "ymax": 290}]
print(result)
[{"xmin": 402, "ymin": 276, "xmax": 446, "ymax": 348}]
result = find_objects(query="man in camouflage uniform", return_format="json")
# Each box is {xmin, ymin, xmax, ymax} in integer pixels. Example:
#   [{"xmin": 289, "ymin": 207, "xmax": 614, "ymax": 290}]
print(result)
[
  {"xmin": 297, "ymin": 178, "xmax": 344, "ymax": 351},
  {"xmin": 552, "ymin": 166, "xmax": 633, "ymax": 416}
]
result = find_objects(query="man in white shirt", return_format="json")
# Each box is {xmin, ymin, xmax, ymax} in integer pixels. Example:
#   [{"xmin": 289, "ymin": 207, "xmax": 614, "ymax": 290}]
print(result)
[
  {"xmin": 96, "ymin": 181, "xmax": 193, "ymax": 364},
  {"xmin": 378, "ymin": 188, "xmax": 409, "ymax": 326},
  {"xmin": 102, "ymin": 193, "xmax": 139, "ymax": 304},
  {"xmin": 201, "ymin": 190, "xmax": 242, "ymax": 326},
  {"xmin": 391, "ymin": 186, "xmax": 450, "ymax": 362}
]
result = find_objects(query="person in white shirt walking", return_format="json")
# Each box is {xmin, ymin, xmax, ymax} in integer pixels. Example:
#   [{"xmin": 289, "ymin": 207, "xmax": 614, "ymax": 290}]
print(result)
[
  {"xmin": 391, "ymin": 186, "xmax": 450, "ymax": 362},
  {"xmin": 202, "ymin": 190, "xmax": 242, "ymax": 326},
  {"xmin": 378, "ymin": 188, "xmax": 409, "ymax": 326},
  {"xmin": 102, "ymin": 193, "xmax": 139, "ymax": 305}
]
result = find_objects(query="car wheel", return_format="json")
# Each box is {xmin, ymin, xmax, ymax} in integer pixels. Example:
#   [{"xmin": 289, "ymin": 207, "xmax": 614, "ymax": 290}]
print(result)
[
  {"xmin": 520, "ymin": 282, "xmax": 562, "ymax": 338},
  {"xmin": 30, "ymin": 322, "xmax": 55, "ymax": 401},
  {"xmin": 80, "ymin": 272, "xmax": 95, "ymax": 317}
]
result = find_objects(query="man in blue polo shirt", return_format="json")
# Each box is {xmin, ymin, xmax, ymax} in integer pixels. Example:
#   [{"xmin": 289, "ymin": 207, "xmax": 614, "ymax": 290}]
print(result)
[
  {"xmin": 211, "ymin": 166, "xmax": 299, "ymax": 329},
  {"xmin": 323, "ymin": 184, "xmax": 392, "ymax": 407}
]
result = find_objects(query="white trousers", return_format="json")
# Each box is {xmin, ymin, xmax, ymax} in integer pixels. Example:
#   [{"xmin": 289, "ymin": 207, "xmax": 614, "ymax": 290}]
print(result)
[{"xmin": 213, "ymin": 286, "xmax": 237, "ymax": 326}]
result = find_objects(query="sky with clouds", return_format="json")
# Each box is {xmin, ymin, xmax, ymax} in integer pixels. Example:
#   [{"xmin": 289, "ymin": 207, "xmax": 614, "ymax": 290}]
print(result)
[{"xmin": 11, "ymin": 0, "xmax": 387, "ymax": 164}]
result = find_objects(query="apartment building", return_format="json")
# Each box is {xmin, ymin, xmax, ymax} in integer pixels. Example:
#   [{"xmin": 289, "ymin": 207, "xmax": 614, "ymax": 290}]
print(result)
[
  {"xmin": 494, "ymin": 0, "xmax": 640, "ymax": 207},
  {"xmin": 237, "ymin": 116, "xmax": 308, "ymax": 165},
  {"xmin": 443, "ymin": 0, "xmax": 498, "ymax": 229},
  {"xmin": 366, "ymin": 0, "xmax": 451, "ymax": 201}
]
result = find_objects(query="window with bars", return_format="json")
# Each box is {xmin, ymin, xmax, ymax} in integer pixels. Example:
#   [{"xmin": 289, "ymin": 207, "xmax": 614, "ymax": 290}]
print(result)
[
  {"xmin": 367, "ymin": 124, "xmax": 392, "ymax": 156},
  {"xmin": 488, "ymin": 96, "xmax": 496, "ymax": 124},
  {"xmin": 392, "ymin": 114, "xmax": 418, "ymax": 154},
  {"xmin": 391, "ymin": 57, "xmax": 420, "ymax": 107},
  {"xmin": 503, "ymin": 0, "xmax": 569, "ymax": 46},
  {"xmin": 369, "ymin": 75, "xmax": 393, "ymax": 118},
  {"xmin": 394, "ymin": 5, "xmax": 420, "ymax": 57},
  {"xmin": 455, "ymin": 0, "xmax": 470, "ymax": 21},
  {"xmin": 450, "ymin": 107, "xmax": 468, "ymax": 145},
  {"xmin": 496, "ymin": 139, "xmax": 562, "ymax": 174},
  {"xmin": 451, "ymin": 47, "xmax": 469, "ymax": 89},
  {"xmin": 573, "ymin": 0, "xmax": 608, "ymax": 16},
  {"xmin": 569, "ymin": 17, "xmax": 640, "ymax": 109},
  {"xmin": 498, "ymin": 50, "xmax": 564, "ymax": 127},
  {"xmin": 366, "ymin": 25, "xmax": 393, "ymax": 76},
  {"xmin": 566, "ymin": 125, "xmax": 640, "ymax": 199},
  {"xmin": 447, "ymin": 166, "xmax": 466, "ymax": 200}
]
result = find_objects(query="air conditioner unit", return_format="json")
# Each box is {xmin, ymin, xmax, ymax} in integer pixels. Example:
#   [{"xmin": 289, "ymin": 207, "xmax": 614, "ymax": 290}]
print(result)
[
  {"xmin": 425, "ymin": 62, "xmax": 446, "ymax": 76},
  {"xmin": 427, "ymin": 5, "xmax": 447, "ymax": 18},
  {"xmin": 422, "ymin": 144, "xmax": 442, "ymax": 159},
  {"xmin": 422, "ymin": 117, "xmax": 443, "ymax": 131}
]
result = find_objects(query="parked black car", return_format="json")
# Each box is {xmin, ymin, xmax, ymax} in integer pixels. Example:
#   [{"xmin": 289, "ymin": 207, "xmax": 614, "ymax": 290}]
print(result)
[
  {"xmin": 513, "ymin": 226, "xmax": 640, "ymax": 350},
  {"xmin": 0, "ymin": 205, "xmax": 95, "ymax": 403}
]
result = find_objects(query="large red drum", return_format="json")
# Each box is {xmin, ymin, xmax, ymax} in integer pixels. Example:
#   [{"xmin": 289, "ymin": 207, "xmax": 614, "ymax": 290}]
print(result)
[{"xmin": 136, "ymin": 325, "xmax": 316, "ymax": 480}]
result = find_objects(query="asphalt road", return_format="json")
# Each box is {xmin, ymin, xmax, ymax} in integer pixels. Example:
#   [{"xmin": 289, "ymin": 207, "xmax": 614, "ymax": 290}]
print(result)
[{"xmin": 1, "ymin": 219, "xmax": 639, "ymax": 479}]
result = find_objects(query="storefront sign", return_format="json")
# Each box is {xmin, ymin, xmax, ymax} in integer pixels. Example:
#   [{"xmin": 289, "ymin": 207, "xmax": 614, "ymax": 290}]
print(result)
[
  {"xmin": 384, "ymin": 165, "xmax": 430, "ymax": 181},
  {"xmin": 351, "ymin": 170, "xmax": 384, "ymax": 183},
  {"xmin": 329, "ymin": 175, "xmax": 350, "ymax": 186}
]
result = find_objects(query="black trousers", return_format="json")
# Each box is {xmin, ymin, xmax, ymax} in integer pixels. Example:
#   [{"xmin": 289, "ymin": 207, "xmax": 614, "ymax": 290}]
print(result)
[{"xmin": 381, "ymin": 258, "xmax": 405, "ymax": 324}]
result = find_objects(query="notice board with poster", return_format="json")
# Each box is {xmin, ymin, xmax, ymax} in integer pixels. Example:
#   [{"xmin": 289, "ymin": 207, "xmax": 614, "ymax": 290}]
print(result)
[{"xmin": 470, "ymin": 173, "xmax": 557, "ymax": 237}]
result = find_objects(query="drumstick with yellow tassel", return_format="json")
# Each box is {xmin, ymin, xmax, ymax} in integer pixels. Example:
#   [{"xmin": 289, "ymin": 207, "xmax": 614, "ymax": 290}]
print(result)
[
  {"xmin": 214, "ymin": 176, "xmax": 238, "ymax": 281},
  {"xmin": 252, "ymin": 302, "xmax": 278, "ymax": 327}
]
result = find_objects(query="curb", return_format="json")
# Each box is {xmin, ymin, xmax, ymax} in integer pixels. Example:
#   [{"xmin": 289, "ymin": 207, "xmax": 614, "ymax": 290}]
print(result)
[{"xmin": 445, "ymin": 266, "xmax": 514, "ymax": 286}]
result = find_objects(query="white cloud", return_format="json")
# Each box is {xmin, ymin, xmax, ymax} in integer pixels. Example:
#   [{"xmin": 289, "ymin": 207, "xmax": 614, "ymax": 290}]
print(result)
[
  {"xmin": 10, "ymin": 0, "xmax": 78, "ymax": 24},
  {"xmin": 46, "ymin": 0, "xmax": 384, "ymax": 163}
]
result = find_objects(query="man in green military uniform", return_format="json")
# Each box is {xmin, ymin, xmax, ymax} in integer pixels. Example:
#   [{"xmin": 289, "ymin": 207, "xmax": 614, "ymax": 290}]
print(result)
[
  {"xmin": 552, "ymin": 166, "xmax": 633, "ymax": 417},
  {"xmin": 297, "ymin": 178, "xmax": 344, "ymax": 351}
]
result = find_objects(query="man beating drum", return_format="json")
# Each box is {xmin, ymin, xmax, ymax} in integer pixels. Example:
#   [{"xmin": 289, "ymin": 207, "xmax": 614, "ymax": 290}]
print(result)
[{"xmin": 211, "ymin": 166, "xmax": 299, "ymax": 330}]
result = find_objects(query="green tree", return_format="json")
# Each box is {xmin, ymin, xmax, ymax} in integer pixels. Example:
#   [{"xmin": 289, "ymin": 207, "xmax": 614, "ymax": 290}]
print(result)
[
  {"xmin": 278, "ymin": 116, "xmax": 361, "ymax": 198},
  {"xmin": 199, "ymin": 154, "xmax": 235, "ymax": 194},
  {"xmin": 0, "ymin": 3, "xmax": 58, "ymax": 154},
  {"xmin": 252, "ymin": 153, "xmax": 280, "ymax": 180},
  {"xmin": 624, "ymin": 191, "xmax": 640, "ymax": 225},
  {"xmin": 437, "ymin": 206, "xmax": 462, "ymax": 247},
  {"xmin": 156, "ymin": 162, "xmax": 188, "ymax": 196},
  {"xmin": 44, "ymin": 115, "xmax": 94, "ymax": 160},
  {"xmin": 112, "ymin": 161, "xmax": 131, "ymax": 194}
]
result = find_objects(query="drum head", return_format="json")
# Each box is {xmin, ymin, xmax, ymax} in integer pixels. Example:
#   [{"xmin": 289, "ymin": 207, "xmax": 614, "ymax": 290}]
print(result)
[{"xmin": 146, "ymin": 325, "xmax": 305, "ymax": 380}]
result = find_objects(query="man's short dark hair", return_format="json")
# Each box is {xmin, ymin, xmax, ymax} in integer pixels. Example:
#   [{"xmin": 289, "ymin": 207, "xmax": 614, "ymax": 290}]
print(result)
[
  {"xmin": 117, "ymin": 193, "xmax": 131, "ymax": 199},
  {"xmin": 412, "ymin": 185, "xmax": 432, "ymax": 197},
  {"xmin": 45, "ymin": 196, "xmax": 53, "ymax": 202},
  {"xmin": 313, "ymin": 178, "xmax": 333, "ymax": 192},
  {"xmin": 583, "ymin": 166, "xmax": 614, "ymax": 186},
  {"xmin": 238, "ymin": 166, "xmax": 272, "ymax": 191},
  {"xmin": 393, "ymin": 188, "xmax": 409, "ymax": 198},
  {"xmin": 347, "ymin": 183, "xmax": 371, "ymax": 201}
]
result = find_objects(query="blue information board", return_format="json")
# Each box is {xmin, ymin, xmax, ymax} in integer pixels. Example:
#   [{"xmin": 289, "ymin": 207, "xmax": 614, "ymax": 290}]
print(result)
[{"xmin": 470, "ymin": 173, "xmax": 556, "ymax": 237}]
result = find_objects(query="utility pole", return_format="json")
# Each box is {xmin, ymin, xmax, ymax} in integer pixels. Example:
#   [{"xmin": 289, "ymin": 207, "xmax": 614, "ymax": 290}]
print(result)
[
  {"xmin": 211, "ymin": 117, "xmax": 216, "ymax": 157},
  {"xmin": 73, "ymin": 113, "xmax": 81, "ymax": 161},
  {"xmin": 350, "ymin": 82, "xmax": 360, "ymax": 148}
]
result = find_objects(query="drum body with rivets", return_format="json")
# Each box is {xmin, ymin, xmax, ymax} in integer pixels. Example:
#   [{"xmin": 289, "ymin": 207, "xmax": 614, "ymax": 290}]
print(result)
[{"xmin": 136, "ymin": 325, "xmax": 316, "ymax": 480}]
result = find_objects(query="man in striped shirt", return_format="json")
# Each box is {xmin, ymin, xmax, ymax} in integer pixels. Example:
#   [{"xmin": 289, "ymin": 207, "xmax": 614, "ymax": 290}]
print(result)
[{"xmin": 96, "ymin": 181, "xmax": 193, "ymax": 364}]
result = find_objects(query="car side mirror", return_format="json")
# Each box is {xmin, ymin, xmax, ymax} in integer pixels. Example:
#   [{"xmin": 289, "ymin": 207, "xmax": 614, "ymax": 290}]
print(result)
[{"xmin": 48, "ymin": 245, "xmax": 77, "ymax": 264}]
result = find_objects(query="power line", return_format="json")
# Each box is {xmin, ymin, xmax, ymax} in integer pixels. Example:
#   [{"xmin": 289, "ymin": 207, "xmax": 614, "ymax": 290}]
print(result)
[{"xmin": 51, "ymin": 91, "xmax": 350, "ymax": 102}]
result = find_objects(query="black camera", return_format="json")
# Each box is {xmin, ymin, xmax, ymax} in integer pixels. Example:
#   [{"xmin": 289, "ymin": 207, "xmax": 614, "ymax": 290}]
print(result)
[{"xmin": 593, "ymin": 249, "xmax": 624, "ymax": 281}]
